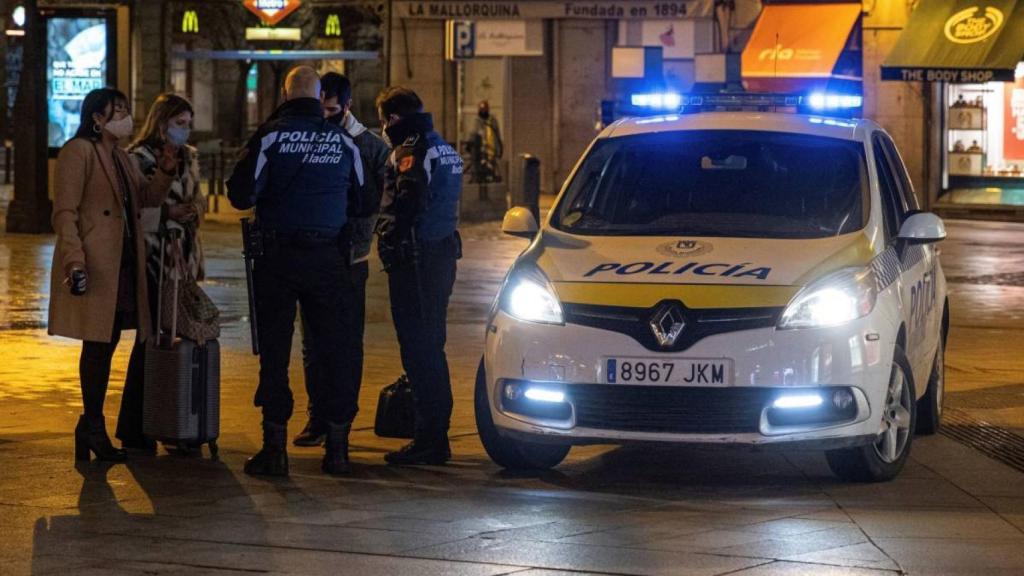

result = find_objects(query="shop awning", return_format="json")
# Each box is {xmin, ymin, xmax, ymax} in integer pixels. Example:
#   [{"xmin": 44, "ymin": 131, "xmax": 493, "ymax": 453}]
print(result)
[
  {"xmin": 741, "ymin": 3, "xmax": 862, "ymax": 93},
  {"xmin": 882, "ymin": 0, "xmax": 1024, "ymax": 83}
]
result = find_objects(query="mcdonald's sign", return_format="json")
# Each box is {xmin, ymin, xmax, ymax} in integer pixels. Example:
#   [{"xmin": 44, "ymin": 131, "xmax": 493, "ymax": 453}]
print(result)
[
  {"xmin": 324, "ymin": 13, "xmax": 341, "ymax": 37},
  {"xmin": 181, "ymin": 9, "xmax": 199, "ymax": 34}
]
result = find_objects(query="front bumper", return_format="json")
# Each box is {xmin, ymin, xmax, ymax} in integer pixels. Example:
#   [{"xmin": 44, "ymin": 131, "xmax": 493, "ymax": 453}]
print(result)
[{"xmin": 484, "ymin": 308, "xmax": 897, "ymax": 447}]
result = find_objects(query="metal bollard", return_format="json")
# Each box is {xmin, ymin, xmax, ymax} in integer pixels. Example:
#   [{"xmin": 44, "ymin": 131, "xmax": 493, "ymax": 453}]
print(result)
[{"xmin": 519, "ymin": 154, "xmax": 541, "ymax": 223}]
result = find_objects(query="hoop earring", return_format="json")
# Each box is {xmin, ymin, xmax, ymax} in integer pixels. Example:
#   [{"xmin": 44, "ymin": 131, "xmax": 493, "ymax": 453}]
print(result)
[{"xmin": 92, "ymin": 123, "xmax": 102, "ymax": 134}]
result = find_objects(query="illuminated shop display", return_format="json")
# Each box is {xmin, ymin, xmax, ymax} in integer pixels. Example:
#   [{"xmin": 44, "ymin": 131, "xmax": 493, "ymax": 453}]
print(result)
[{"xmin": 46, "ymin": 16, "xmax": 110, "ymax": 148}]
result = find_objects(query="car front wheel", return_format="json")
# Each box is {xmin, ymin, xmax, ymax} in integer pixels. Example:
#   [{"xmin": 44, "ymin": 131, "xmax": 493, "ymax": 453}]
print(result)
[
  {"xmin": 474, "ymin": 359, "xmax": 570, "ymax": 471},
  {"xmin": 826, "ymin": 345, "xmax": 916, "ymax": 482}
]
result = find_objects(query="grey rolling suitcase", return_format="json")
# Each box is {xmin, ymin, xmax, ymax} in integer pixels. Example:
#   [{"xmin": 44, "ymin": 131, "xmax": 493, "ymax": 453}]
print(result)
[{"xmin": 143, "ymin": 233, "xmax": 220, "ymax": 457}]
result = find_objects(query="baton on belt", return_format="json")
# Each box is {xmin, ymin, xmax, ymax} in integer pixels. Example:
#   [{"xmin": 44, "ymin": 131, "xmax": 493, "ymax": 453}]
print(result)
[{"xmin": 241, "ymin": 217, "xmax": 261, "ymax": 356}]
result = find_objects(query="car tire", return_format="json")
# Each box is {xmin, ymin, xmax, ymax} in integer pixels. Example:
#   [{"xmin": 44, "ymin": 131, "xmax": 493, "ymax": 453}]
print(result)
[
  {"xmin": 916, "ymin": 336, "xmax": 945, "ymax": 435},
  {"xmin": 474, "ymin": 359, "xmax": 570, "ymax": 471},
  {"xmin": 826, "ymin": 345, "xmax": 916, "ymax": 482}
]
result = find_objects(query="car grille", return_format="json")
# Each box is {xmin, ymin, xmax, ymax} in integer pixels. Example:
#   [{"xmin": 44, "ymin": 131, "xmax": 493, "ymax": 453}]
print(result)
[
  {"xmin": 570, "ymin": 384, "xmax": 773, "ymax": 434},
  {"xmin": 562, "ymin": 302, "xmax": 781, "ymax": 352}
]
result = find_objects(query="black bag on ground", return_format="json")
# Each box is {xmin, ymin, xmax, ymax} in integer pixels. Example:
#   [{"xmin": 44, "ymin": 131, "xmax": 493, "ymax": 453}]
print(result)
[
  {"xmin": 374, "ymin": 374, "xmax": 415, "ymax": 439},
  {"xmin": 143, "ymin": 232, "xmax": 221, "ymax": 457}
]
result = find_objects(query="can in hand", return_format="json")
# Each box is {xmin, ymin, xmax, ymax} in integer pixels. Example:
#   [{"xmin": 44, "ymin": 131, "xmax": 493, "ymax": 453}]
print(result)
[{"xmin": 69, "ymin": 269, "xmax": 87, "ymax": 296}]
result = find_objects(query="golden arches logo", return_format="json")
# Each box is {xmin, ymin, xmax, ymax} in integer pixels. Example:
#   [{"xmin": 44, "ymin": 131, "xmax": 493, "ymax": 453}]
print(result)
[
  {"xmin": 325, "ymin": 13, "xmax": 341, "ymax": 37},
  {"xmin": 182, "ymin": 9, "xmax": 199, "ymax": 34},
  {"xmin": 944, "ymin": 6, "xmax": 1003, "ymax": 44}
]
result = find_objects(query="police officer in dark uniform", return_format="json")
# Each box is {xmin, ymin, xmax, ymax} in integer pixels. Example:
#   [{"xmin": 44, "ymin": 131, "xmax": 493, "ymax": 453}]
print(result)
[
  {"xmin": 375, "ymin": 86, "xmax": 463, "ymax": 465},
  {"xmin": 227, "ymin": 66, "xmax": 365, "ymax": 476}
]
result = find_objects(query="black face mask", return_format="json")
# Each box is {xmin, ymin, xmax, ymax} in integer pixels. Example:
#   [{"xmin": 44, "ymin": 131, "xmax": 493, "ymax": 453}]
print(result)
[
  {"xmin": 478, "ymin": 110, "xmax": 490, "ymax": 119},
  {"xmin": 326, "ymin": 111, "xmax": 344, "ymax": 126}
]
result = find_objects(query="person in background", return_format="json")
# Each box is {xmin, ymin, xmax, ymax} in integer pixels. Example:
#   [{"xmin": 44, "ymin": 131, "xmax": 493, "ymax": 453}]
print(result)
[
  {"xmin": 375, "ymin": 86, "xmax": 463, "ymax": 465},
  {"xmin": 293, "ymin": 72, "xmax": 388, "ymax": 447},
  {"xmin": 48, "ymin": 87, "xmax": 177, "ymax": 462},
  {"xmin": 469, "ymin": 100, "xmax": 503, "ymax": 183}
]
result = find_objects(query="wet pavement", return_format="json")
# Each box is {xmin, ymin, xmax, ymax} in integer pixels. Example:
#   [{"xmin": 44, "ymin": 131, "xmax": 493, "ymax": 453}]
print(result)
[{"xmin": 2, "ymin": 190, "xmax": 1024, "ymax": 575}]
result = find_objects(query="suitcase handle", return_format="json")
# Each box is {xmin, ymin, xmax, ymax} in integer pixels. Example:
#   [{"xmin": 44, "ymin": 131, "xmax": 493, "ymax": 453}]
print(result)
[{"xmin": 156, "ymin": 229, "xmax": 186, "ymax": 348}]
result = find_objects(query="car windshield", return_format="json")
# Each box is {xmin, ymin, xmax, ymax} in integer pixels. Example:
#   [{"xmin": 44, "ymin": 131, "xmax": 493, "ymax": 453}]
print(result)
[{"xmin": 553, "ymin": 130, "xmax": 869, "ymax": 238}]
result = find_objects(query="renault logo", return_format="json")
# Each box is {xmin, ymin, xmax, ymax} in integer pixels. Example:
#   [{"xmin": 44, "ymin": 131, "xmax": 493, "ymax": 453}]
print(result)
[{"xmin": 650, "ymin": 304, "xmax": 686, "ymax": 348}]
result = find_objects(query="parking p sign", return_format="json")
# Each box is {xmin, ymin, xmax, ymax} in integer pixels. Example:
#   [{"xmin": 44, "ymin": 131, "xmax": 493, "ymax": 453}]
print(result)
[{"xmin": 446, "ymin": 20, "xmax": 475, "ymax": 60}]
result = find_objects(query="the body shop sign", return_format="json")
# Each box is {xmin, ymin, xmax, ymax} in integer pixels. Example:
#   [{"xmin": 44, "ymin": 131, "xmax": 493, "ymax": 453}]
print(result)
[{"xmin": 244, "ymin": 0, "xmax": 302, "ymax": 26}]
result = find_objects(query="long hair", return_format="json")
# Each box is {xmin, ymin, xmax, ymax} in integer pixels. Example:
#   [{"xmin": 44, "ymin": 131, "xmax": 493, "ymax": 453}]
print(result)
[
  {"xmin": 71, "ymin": 87, "xmax": 128, "ymax": 143},
  {"xmin": 131, "ymin": 93, "xmax": 195, "ymax": 150}
]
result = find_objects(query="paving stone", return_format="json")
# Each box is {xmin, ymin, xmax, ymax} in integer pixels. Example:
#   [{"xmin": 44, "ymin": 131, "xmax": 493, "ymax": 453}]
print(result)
[
  {"xmin": 781, "ymin": 542, "xmax": 901, "ymax": 571},
  {"xmin": 727, "ymin": 560, "xmax": 899, "ymax": 575},
  {"xmin": 410, "ymin": 536, "xmax": 765, "ymax": 575},
  {"xmin": 844, "ymin": 508, "xmax": 1024, "ymax": 539}
]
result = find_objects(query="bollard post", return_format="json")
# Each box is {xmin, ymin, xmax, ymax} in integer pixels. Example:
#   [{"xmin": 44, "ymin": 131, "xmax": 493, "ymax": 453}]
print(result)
[
  {"xmin": 520, "ymin": 154, "xmax": 541, "ymax": 223},
  {"xmin": 4, "ymin": 144, "xmax": 11, "ymax": 185}
]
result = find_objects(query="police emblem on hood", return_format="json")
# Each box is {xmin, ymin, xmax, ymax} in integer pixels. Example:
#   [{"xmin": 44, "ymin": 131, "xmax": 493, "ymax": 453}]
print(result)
[{"xmin": 657, "ymin": 240, "xmax": 712, "ymax": 258}]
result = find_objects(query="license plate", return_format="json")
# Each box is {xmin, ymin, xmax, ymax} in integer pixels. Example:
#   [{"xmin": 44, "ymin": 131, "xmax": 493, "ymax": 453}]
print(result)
[{"xmin": 603, "ymin": 357, "xmax": 733, "ymax": 386}]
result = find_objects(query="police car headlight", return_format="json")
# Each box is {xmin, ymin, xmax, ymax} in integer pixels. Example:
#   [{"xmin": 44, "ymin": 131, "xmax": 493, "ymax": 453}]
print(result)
[
  {"xmin": 779, "ymin": 267, "xmax": 877, "ymax": 329},
  {"xmin": 500, "ymin": 266, "xmax": 564, "ymax": 325}
]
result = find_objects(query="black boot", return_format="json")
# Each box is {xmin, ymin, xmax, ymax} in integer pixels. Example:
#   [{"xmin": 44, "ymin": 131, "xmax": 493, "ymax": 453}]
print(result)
[
  {"xmin": 293, "ymin": 417, "xmax": 327, "ymax": 447},
  {"xmin": 75, "ymin": 415, "xmax": 127, "ymax": 463},
  {"xmin": 322, "ymin": 422, "xmax": 351, "ymax": 475},
  {"xmin": 244, "ymin": 421, "xmax": 289, "ymax": 477},
  {"xmin": 384, "ymin": 433, "xmax": 451, "ymax": 466}
]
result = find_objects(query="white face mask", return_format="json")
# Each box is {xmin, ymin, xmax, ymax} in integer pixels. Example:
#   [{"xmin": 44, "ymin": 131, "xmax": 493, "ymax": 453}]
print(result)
[{"xmin": 104, "ymin": 115, "xmax": 134, "ymax": 140}]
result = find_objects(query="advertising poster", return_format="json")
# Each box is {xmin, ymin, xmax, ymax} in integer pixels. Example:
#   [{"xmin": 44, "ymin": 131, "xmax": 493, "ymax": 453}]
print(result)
[
  {"xmin": 1005, "ymin": 77, "xmax": 1024, "ymax": 160},
  {"xmin": 47, "ymin": 17, "xmax": 108, "ymax": 148}
]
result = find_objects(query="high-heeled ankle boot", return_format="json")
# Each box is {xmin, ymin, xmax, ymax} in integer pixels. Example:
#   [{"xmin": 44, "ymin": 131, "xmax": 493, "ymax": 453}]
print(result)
[
  {"xmin": 244, "ymin": 421, "xmax": 288, "ymax": 477},
  {"xmin": 75, "ymin": 415, "xmax": 127, "ymax": 462},
  {"xmin": 322, "ymin": 422, "xmax": 351, "ymax": 475}
]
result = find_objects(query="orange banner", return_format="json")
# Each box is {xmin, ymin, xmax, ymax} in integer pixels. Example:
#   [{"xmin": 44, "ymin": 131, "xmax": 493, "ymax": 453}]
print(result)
[{"xmin": 1005, "ymin": 77, "xmax": 1024, "ymax": 160}]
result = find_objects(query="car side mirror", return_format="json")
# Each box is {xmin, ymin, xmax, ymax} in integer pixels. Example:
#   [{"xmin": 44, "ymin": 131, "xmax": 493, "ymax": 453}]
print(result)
[
  {"xmin": 897, "ymin": 212, "xmax": 946, "ymax": 245},
  {"xmin": 502, "ymin": 207, "xmax": 539, "ymax": 239}
]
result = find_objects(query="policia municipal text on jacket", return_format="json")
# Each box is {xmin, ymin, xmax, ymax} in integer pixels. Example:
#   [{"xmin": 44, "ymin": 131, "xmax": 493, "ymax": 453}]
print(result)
[
  {"xmin": 375, "ymin": 86, "xmax": 463, "ymax": 466},
  {"xmin": 226, "ymin": 67, "xmax": 367, "ymax": 477}
]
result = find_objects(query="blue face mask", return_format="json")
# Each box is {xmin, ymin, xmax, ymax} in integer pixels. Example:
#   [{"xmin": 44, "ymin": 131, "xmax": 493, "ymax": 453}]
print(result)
[{"xmin": 166, "ymin": 126, "xmax": 190, "ymax": 147}]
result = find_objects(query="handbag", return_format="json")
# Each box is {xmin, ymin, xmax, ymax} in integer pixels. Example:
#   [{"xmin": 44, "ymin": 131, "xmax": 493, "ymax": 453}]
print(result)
[
  {"xmin": 374, "ymin": 374, "xmax": 416, "ymax": 439},
  {"xmin": 159, "ymin": 230, "xmax": 220, "ymax": 344}
]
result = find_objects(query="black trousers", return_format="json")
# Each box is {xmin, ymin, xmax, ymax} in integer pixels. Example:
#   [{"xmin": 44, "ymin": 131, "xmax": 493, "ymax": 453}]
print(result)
[
  {"xmin": 254, "ymin": 238, "xmax": 361, "ymax": 426},
  {"xmin": 79, "ymin": 311, "xmax": 145, "ymax": 441},
  {"xmin": 386, "ymin": 234, "xmax": 458, "ymax": 439},
  {"xmin": 300, "ymin": 260, "xmax": 369, "ymax": 423}
]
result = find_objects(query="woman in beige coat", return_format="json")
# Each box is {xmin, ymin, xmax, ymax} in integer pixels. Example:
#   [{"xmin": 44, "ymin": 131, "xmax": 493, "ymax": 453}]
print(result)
[{"xmin": 49, "ymin": 88, "xmax": 177, "ymax": 462}]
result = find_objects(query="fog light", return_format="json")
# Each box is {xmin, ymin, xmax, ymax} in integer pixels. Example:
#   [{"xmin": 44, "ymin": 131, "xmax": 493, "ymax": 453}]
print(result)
[
  {"xmin": 773, "ymin": 394, "xmax": 823, "ymax": 409},
  {"xmin": 766, "ymin": 387, "xmax": 858, "ymax": 428},
  {"xmin": 500, "ymin": 380, "xmax": 572, "ymax": 421},
  {"xmin": 504, "ymin": 382, "xmax": 523, "ymax": 401},
  {"xmin": 832, "ymin": 388, "xmax": 855, "ymax": 410},
  {"xmin": 524, "ymin": 387, "xmax": 565, "ymax": 403}
]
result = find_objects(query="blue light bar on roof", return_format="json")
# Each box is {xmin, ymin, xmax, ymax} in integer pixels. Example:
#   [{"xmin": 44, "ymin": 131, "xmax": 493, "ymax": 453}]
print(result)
[
  {"xmin": 679, "ymin": 93, "xmax": 804, "ymax": 112},
  {"xmin": 631, "ymin": 92, "xmax": 682, "ymax": 110},
  {"xmin": 807, "ymin": 92, "xmax": 863, "ymax": 111}
]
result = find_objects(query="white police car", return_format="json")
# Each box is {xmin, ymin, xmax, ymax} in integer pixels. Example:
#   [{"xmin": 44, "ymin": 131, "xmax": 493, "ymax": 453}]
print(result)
[{"xmin": 476, "ymin": 106, "xmax": 948, "ymax": 482}]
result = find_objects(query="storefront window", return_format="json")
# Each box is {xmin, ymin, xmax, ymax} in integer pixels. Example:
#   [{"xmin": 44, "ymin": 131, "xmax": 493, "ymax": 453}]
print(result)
[{"xmin": 943, "ymin": 62, "xmax": 1024, "ymax": 206}]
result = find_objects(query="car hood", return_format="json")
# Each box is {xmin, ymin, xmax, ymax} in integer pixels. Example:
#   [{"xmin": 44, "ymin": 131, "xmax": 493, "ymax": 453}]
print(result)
[{"xmin": 529, "ymin": 229, "xmax": 877, "ymax": 309}]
